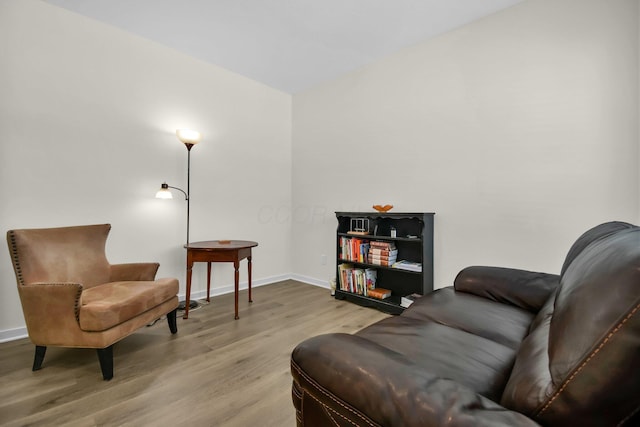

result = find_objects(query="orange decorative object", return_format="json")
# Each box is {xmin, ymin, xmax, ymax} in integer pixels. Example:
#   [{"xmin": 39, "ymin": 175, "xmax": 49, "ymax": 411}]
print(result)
[{"xmin": 373, "ymin": 204, "xmax": 393, "ymax": 212}]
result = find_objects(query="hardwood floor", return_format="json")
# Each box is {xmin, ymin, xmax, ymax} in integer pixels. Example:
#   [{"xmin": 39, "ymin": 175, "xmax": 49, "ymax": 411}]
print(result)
[{"xmin": 0, "ymin": 280, "xmax": 389, "ymax": 426}]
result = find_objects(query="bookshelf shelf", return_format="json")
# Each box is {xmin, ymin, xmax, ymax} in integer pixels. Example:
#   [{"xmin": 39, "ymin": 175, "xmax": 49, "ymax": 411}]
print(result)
[
  {"xmin": 336, "ymin": 259, "xmax": 423, "ymax": 274},
  {"xmin": 335, "ymin": 212, "xmax": 434, "ymax": 314}
]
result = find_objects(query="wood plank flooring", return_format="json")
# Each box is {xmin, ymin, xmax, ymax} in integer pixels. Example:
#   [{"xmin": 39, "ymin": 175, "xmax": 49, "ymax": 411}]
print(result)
[{"xmin": 0, "ymin": 280, "xmax": 389, "ymax": 426}]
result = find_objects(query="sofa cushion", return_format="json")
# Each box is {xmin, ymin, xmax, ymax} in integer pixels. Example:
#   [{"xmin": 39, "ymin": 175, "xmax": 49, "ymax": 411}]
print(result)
[
  {"xmin": 79, "ymin": 278, "xmax": 179, "ymax": 331},
  {"xmin": 502, "ymin": 226, "xmax": 640, "ymax": 426},
  {"xmin": 402, "ymin": 288, "xmax": 535, "ymax": 349},
  {"xmin": 291, "ymin": 333, "xmax": 541, "ymax": 427},
  {"xmin": 454, "ymin": 266, "xmax": 560, "ymax": 314},
  {"xmin": 357, "ymin": 314, "xmax": 518, "ymax": 401}
]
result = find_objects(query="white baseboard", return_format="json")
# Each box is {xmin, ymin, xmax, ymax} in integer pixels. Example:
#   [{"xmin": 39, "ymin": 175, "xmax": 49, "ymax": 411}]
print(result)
[
  {"xmin": 290, "ymin": 274, "xmax": 330, "ymax": 289},
  {"xmin": 0, "ymin": 273, "xmax": 325, "ymax": 343},
  {"xmin": 0, "ymin": 327, "xmax": 28, "ymax": 343}
]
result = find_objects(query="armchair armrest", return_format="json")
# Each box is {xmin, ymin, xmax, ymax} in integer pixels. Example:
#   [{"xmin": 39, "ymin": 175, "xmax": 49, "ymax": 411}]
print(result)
[
  {"xmin": 18, "ymin": 283, "xmax": 83, "ymax": 344},
  {"xmin": 109, "ymin": 263, "xmax": 159, "ymax": 281},
  {"xmin": 454, "ymin": 266, "xmax": 559, "ymax": 313},
  {"xmin": 291, "ymin": 334, "xmax": 540, "ymax": 427}
]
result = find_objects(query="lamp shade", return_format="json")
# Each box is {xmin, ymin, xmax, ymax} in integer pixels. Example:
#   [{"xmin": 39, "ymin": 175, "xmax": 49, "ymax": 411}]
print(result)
[
  {"xmin": 176, "ymin": 129, "xmax": 202, "ymax": 145},
  {"xmin": 155, "ymin": 183, "xmax": 173, "ymax": 199}
]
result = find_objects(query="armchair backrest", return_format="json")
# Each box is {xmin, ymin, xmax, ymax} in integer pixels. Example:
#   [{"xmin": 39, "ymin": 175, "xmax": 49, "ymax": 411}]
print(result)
[
  {"xmin": 502, "ymin": 222, "xmax": 640, "ymax": 426},
  {"xmin": 7, "ymin": 224, "xmax": 112, "ymax": 289}
]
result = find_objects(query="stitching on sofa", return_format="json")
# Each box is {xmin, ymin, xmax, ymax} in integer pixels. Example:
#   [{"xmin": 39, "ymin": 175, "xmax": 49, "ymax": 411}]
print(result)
[
  {"xmin": 306, "ymin": 392, "xmax": 356, "ymax": 427},
  {"xmin": 320, "ymin": 399, "xmax": 343, "ymax": 427},
  {"xmin": 538, "ymin": 302, "xmax": 640, "ymax": 415},
  {"xmin": 617, "ymin": 404, "xmax": 640, "ymax": 427},
  {"xmin": 293, "ymin": 382, "xmax": 303, "ymax": 400},
  {"xmin": 291, "ymin": 361, "xmax": 377, "ymax": 426}
]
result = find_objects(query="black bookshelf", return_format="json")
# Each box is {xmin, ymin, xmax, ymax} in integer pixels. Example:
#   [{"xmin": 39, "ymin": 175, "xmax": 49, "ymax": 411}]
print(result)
[{"xmin": 335, "ymin": 212, "xmax": 434, "ymax": 314}]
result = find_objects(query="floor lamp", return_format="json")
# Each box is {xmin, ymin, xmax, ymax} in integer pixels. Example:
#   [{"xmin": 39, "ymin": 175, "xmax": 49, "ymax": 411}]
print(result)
[{"xmin": 156, "ymin": 128, "xmax": 202, "ymax": 310}]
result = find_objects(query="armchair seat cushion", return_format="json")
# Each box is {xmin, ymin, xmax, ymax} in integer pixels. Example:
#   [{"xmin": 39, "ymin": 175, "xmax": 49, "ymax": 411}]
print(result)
[{"xmin": 80, "ymin": 278, "xmax": 179, "ymax": 332}]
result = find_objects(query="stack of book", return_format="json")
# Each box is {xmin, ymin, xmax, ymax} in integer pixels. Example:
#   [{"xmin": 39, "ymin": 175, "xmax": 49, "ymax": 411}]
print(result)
[
  {"xmin": 368, "ymin": 241, "xmax": 397, "ymax": 266},
  {"xmin": 392, "ymin": 260, "xmax": 422, "ymax": 272}
]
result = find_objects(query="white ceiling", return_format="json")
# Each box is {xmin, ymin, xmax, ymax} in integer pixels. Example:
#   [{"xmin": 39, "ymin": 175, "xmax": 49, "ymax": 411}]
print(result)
[{"xmin": 44, "ymin": 0, "xmax": 524, "ymax": 94}]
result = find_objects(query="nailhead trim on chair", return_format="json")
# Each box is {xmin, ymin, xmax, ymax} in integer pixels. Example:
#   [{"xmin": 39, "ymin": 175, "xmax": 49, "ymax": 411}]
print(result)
[
  {"xmin": 7, "ymin": 231, "xmax": 25, "ymax": 286},
  {"xmin": 73, "ymin": 285, "xmax": 82, "ymax": 322}
]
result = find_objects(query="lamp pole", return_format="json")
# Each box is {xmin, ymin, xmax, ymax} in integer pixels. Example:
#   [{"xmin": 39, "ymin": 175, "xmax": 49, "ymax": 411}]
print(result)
[
  {"xmin": 185, "ymin": 143, "xmax": 194, "ymax": 246},
  {"xmin": 157, "ymin": 129, "xmax": 202, "ymax": 313}
]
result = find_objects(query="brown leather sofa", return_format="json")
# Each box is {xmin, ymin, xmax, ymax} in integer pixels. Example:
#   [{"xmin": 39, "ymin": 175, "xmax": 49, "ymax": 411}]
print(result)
[{"xmin": 291, "ymin": 221, "xmax": 640, "ymax": 426}]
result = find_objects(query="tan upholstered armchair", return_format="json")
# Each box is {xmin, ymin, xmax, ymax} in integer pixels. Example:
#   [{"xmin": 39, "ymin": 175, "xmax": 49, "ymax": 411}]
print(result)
[{"xmin": 6, "ymin": 224, "xmax": 180, "ymax": 380}]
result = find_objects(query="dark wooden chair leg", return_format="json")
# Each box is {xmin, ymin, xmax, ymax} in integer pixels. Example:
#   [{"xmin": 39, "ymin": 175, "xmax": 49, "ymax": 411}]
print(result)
[
  {"xmin": 32, "ymin": 345, "xmax": 46, "ymax": 371},
  {"xmin": 167, "ymin": 308, "xmax": 178, "ymax": 334},
  {"xmin": 97, "ymin": 345, "xmax": 114, "ymax": 381}
]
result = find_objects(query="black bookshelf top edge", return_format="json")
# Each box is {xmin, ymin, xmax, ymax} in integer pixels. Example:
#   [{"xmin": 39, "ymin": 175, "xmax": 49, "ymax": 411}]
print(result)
[
  {"xmin": 337, "ymin": 232, "xmax": 422, "ymax": 243},
  {"xmin": 337, "ymin": 259, "xmax": 423, "ymax": 274},
  {"xmin": 336, "ymin": 212, "xmax": 435, "ymax": 217}
]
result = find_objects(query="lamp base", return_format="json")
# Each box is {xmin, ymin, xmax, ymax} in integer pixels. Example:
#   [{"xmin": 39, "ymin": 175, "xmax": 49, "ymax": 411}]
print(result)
[{"xmin": 177, "ymin": 300, "xmax": 199, "ymax": 311}]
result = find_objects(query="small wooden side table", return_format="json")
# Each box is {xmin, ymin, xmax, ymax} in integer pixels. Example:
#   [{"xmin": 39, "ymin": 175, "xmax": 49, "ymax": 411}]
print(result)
[{"xmin": 183, "ymin": 240, "xmax": 258, "ymax": 320}]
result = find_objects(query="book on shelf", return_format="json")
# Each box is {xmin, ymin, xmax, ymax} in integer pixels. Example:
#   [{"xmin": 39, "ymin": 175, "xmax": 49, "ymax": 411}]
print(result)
[
  {"xmin": 338, "ymin": 263, "xmax": 353, "ymax": 291},
  {"xmin": 368, "ymin": 245, "xmax": 397, "ymax": 264},
  {"xmin": 365, "ymin": 268, "xmax": 377, "ymax": 293},
  {"xmin": 339, "ymin": 264, "xmax": 378, "ymax": 296},
  {"xmin": 369, "ymin": 241, "xmax": 397, "ymax": 250},
  {"xmin": 368, "ymin": 254, "xmax": 396, "ymax": 267},
  {"xmin": 400, "ymin": 293, "xmax": 422, "ymax": 308},
  {"xmin": 369, "ymin": 248, "xmax": 398, "ymax": 256},
  {"xmin": 339, "ymin": 237, "xmax": 371, "ymax": 263},
  {"xmin": 369, "ymin": 258, "xmax": 396, "ymax": 266},
  {"xmin": 392, "ymin": 260, "xmax": 422, "ymax": 272},
  {"xmin": 368, "ymin": 254, "xmax": 397, "ymax": 261},
  {"xmin": 367, "ymin": 288, "xmax": 392, "ymax": 300}
]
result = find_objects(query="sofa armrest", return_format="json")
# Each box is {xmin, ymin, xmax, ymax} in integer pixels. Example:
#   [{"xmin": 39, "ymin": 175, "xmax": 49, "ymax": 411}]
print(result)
[
  {"xmin": 109, "ymin": 263, "xmax": 159, "ymax": 281},
  {"xmin": 18, "ymin": 283, "xmax": 83, "ymax": 344},
  {"xmin": 454, "ymin": 266, "xmax": 559, "ymax": 313},
  {"xmin": 291, "ymin": 333, "xmax": 540, "ymax": 427}
]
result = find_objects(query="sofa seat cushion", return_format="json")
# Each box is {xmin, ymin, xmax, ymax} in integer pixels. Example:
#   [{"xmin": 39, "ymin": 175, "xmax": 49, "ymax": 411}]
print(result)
[
  {"xmin": 402, "ymin": 288, "xmax": 535, "ymax": 350},
  {"xmin": 79, "ymin": 278, "xmax": 179, "ymax": 331},
  {"xmin": 357, "ymin": 315, "xmax": 518, "ymax": 401}
]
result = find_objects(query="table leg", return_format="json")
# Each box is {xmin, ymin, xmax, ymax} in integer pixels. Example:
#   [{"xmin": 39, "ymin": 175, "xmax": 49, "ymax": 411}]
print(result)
[
  {"xmin": 248, "ymin": 255, "xmax": 253, "ymax": 303},
  {"xmin": 206, "ymin": 262, "xmax": 212, "ymax": 302},
  {"xmin": 234, "ymin": 259, "xmax": 240, "ymax": 320},
  {"xmin": 184, "ymin": 257, "xmax": 193, "ymax": 320}
]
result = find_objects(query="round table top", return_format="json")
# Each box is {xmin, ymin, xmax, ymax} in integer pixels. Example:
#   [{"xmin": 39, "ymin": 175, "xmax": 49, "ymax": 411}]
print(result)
[{"xmin": 184, "ymin": 240, "xmax": 258, "ymax": 250}]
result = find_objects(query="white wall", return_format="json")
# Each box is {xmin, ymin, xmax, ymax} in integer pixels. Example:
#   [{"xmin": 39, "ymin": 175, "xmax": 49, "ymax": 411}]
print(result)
[
  {"xmin": 1, "ymin": 0, "xmax": 638, "ymax": 340},
  {"xmin": 0, "ymin": 0, "xmax": 292, "ymax": 337},
  {"xmin": 292, "ymin": 0, "xmax": 639, "ymax": 288}
]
